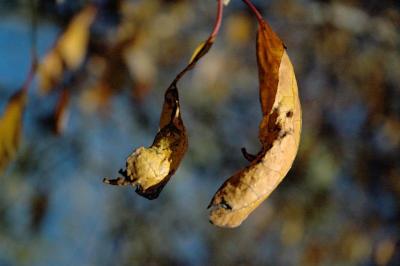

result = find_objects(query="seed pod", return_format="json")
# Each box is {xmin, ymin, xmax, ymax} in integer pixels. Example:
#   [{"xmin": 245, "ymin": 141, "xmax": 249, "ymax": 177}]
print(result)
[
  {"xmin": 103, "ymin": 84, "xmax": 188, "ymax": 199},
  {"xmin": 208, "ymin": 20, "xmax": 302, "ymax": 227}
]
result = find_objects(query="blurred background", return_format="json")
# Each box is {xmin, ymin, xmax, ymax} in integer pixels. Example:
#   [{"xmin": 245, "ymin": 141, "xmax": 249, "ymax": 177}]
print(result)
[{"xmin": 0, "ymin": 0, "xmax": 399, "ymax": 265}]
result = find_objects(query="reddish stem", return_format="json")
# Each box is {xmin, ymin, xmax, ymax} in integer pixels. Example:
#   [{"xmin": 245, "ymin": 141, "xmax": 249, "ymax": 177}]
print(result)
[
  {"xmin": 241, "ymin": 0, "xmax": 264, "ymax": 25},
  {"xmin": 171, "ymin": 0, "xmax": 224, "ymax": 85},
  {"xmin": 210, "ymin": 0, "xmax": 224, "ymax": 40}
]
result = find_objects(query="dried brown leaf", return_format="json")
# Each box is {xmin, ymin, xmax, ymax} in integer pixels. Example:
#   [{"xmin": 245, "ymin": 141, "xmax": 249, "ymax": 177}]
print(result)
[
  {"xmin": 0, "ymin": 90, "xmax": 27, "ymax": 173},
  {"xmin": 103, "ymin": 0, "xmax": 223, "ymax": 199},
  {"xmin": 103, "ymin": 84, "xmax": 188, "ymax": 199},
  {"xmin": 101, "ymin": 35, "xmax": 212, "ymax": 197},
  {"xmin": 208, "ymin": 21, "xmax": 302, "ymax": 228}
]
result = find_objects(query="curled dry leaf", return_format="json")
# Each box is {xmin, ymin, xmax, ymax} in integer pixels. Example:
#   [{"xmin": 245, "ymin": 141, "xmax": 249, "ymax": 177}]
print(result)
[
  {"xmin": 103, "ymin": 84, "xmax": 188, "ymax": 199},
  {"xmin": 0, "ymin": 90, "xmax": 27, "ymax": 173},
  {"xmin": 208, "ymin": 20, "xmax": 302, "ymax": 227},
  {"xmin": 101, "ymin": 43, "xmax": 211, "ymax": 199},
  {"xmin": 37, "ymin": 6, "xmax": 96, "ymax": 94},
  {"xmin": 103, "ymin": 0, "xmax": 223, "ymax": 199}
]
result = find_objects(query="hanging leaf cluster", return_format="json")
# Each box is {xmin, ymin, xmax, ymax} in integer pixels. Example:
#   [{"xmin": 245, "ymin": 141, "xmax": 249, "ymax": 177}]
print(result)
[
  {"xmin": 0, "ymin": 0, "xmax": 301, "ymax": 227},
  {"xmin": 104, "ymin": 0, "xmax": 302, "ymax": 228}
]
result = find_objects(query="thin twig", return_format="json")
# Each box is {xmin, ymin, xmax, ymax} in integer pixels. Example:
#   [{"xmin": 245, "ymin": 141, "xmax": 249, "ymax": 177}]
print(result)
[
  {"xmin": 210, "ymin": 0, "xmax": 224, "ymax": 40},
  {"xmin": 171, "ymin": 0, "xmax": 224, "ymax": 86},
  {"xmin": 241, "ymin": 0, "xmax": 264, "ymax": 25}
]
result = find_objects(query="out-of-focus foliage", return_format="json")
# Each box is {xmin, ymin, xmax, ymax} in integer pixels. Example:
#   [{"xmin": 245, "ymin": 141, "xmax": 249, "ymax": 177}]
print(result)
[
  {"xmin": 37, "ymin": 5, "xmax": 96, "ymax": 93},
  {"xmin": 0, "ymin": 0, "xmax": 399, "ymax": 265},
  {"xmin": 53, "ymin": 89, "xmax": 70, "ymax": 134},
  {"xmin": 0, "ymin": 90, "xmax": 26, "ymax": 173}
]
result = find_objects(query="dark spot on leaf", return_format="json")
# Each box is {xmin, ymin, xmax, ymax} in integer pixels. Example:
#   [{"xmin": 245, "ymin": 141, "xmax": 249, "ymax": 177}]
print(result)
[
  {"xmin": 286, "ymin": 110, "xmax": 293, "ymax": 118},
  {"xmin": 268, "ymin": 109, "xmax": 282, "ymax": 134},
  {"xmin": 119, "ymin": 168, "xmax": 128, "ymax": 178},
  {"xmin": 280, "ymin": 131, "xmax": 288, "ymax": 139},
  {"xmin": 220, "ymin": 197, "xmax": 232, "ymax": 210}
]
